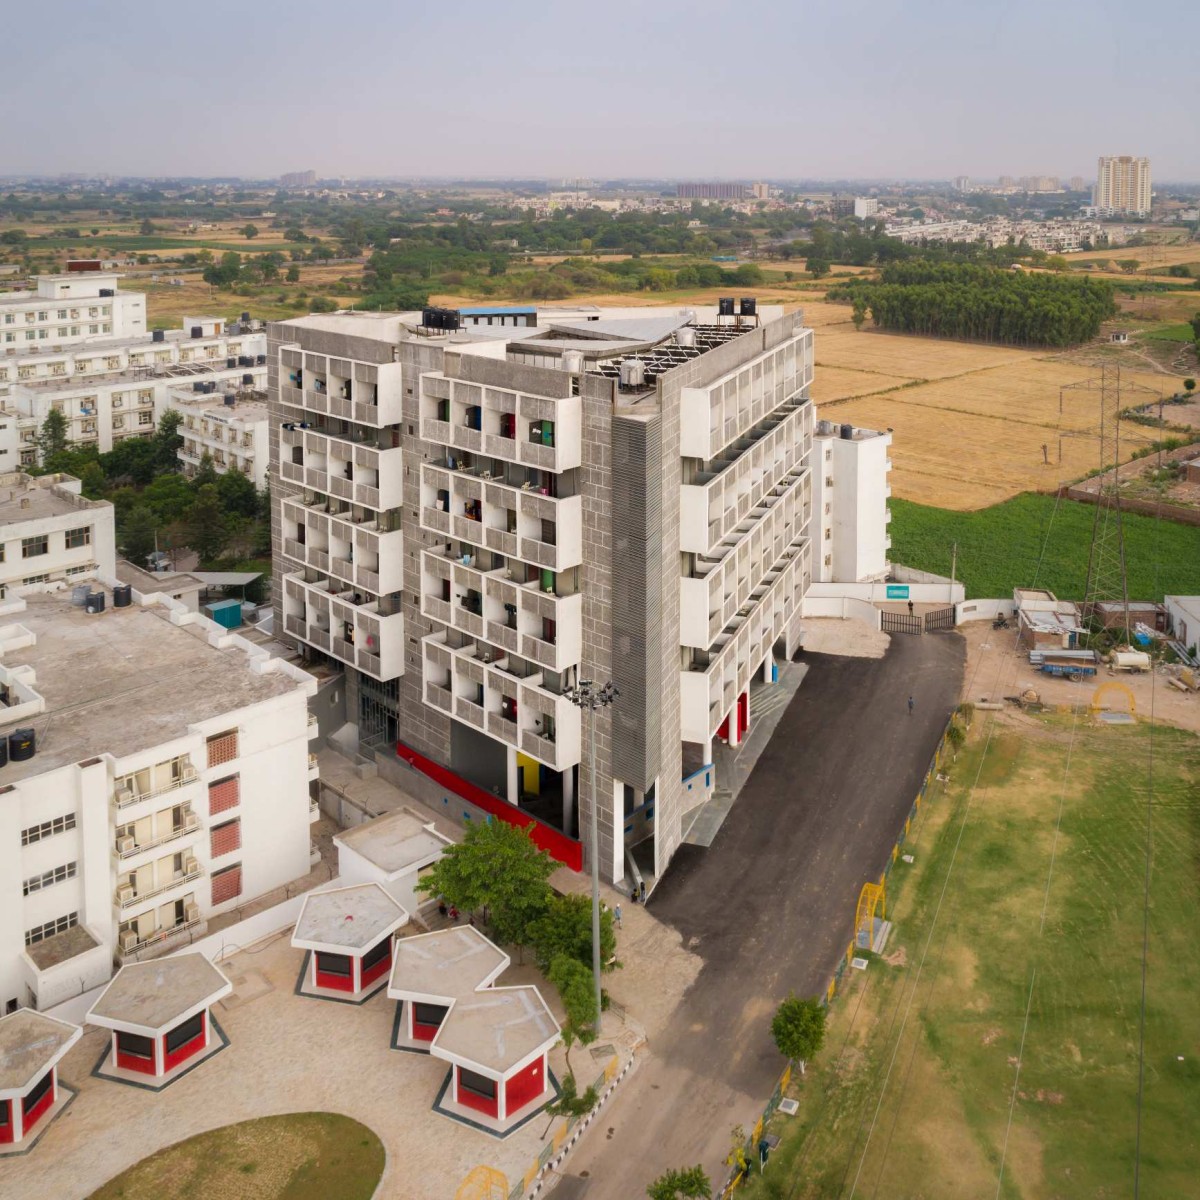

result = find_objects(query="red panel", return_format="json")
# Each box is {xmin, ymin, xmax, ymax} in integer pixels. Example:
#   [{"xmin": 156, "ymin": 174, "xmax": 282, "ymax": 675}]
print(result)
[
  {"xmin": 210, "ymin": 818, "xmax": 242, "ymax": 858},
  {"xmin": 0, "ymin": 1099, "xmax": 12, "ymax": 1145},
  {"xmin": 206, "ymin": 731, "xmax": 239, "ymax": 769},
  {"xmin": 315, "ymin": 954, "xmax": 355, "ymax": 992},
  {"xmin": 22, "ymin": 1071, "xmax": 54, "ymax": 1133},
  {"xmin": 411, "ymin": 1018, "xmax": 441, "ymax": 1041},
  {"xmin": 395, "ymin": 742, "xmax": 583, "ymax": 871},
  {"xmin": 456, "ymin": 1068, "xmax": 499, "ymax": 1117},
  {"xmin": 116, "ymin": 1034, "xmax": 157, "ymax": 1075},
  {"xmin": 162, "ymin": 1013, "xmax": 206, "ymax": 1073},
  {"xmin": 717, "ymin": 715, "xmax": 729, "ymax": 741},
  {"xmin": 738, "ymin": 691, "xmax": 749, "ymax": 737},
  {"xmin": 505, "ymin": 1056, "xmax": 546, "ymax": 1116},
  {"xmin": 208, "ymin": 776, "xmax": 240, "ymax": 815},
  {"xmin": 211, "ymin": 864, "xmax": 242, "ymax": 905},
  {"xmin": 360, "ymin": 950, "xmax": 391, "ymax": 987}
]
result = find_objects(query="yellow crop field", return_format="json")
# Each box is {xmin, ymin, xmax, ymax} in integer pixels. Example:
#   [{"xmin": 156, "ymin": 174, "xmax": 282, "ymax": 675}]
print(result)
[
  {"xmin": 816, "ymin": 328, "xmax": 1035, "ymax": 380},
  {"xmin": 809, "ymin": 366, "xmax": 914, "ymax": 404}
]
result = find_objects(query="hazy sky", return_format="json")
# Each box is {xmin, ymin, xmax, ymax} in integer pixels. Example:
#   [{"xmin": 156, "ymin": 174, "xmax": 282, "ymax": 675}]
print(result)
[{"xmin": 4, "ymin": 0, "xmax": 1198, "ymax": 180}]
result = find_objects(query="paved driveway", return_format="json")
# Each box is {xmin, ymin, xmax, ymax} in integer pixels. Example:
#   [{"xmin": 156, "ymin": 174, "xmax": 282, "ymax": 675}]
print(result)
[{"xmin": 567, "ymin": 632, "xmax": 966, "ymax": 1197}]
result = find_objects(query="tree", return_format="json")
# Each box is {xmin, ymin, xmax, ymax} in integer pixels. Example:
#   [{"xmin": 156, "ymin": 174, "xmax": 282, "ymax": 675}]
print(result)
[
  {"xmin": 1046, "ymin": 255, "xmax": 1069, "ymax": 272},
  {"xmin": 1189, "ymin": 312, "xmax": 1200, "ymax": 342},
  {"xmin": 242, "ymin": 223, "xmax": 259, "ymax": 239},
  {"xmin": 548, "ymin": 953, "xmax": 598, "ymax": 1069},
  {"xmin": 286, "ymin": 265, "xmax": 300, "ymax": 283},
  {"xmin": 120, "ymin": 505, "xmax": 158, "ymax": 568},
  {"xmin": 771, "ymin": 993, "xmax": 826, "ymax": 1075},
  {"xmin": 416, "ymin": 819, "xmax": 554, "ymax": 947},
  {"xmin": 1184, "ymin": 378, "xmax": 1196, "ymax": 394},
  {"xmin": 529, "ymin": 892, "xmax": 616, "ymax": 974},
  {"xmin": 807, "ymin": 257, "xmax": 831, "ymax": 279},
  {"xmin": 153, "ymin": 409, "xmax": 184, "ymax": 473},
  {"xmin": 216, "ymin": 467, "xmax": 259, "ymax": 518},
  {"xmin": 539, "ymin": 1069, "xmax": 598, "ymax": 1138},
  {"xmin": 1117, "ymin": 259, "xmax": 1140, "ymax": 274},
  {"xmin": 36, "ymin": 408, "xmax": 70, "ymax": 464},
  {"xmin": 78, "ymin": 461, "xmax": 106, "ymax": 499},
  {"xmin": 138, "ymin": 218, "xmax": 156, "ymax": 235},
  {"xmin": 187, "ymin": 483, "xmax": 230, "ymax": 564},
  {"xmin": 193, "ymin": 452, "xmax": 219, "ymax": 487},
  {"xmin": 310, "ymin": 296, "xmax": 339, "ymax": 313},
  {"xmin": 646, "ymin": 1166, "xmax": 711, "ymax": 1200},
  {"xmin": 851, "ymin": 299, "xmax": 867, "ymax": 331}
]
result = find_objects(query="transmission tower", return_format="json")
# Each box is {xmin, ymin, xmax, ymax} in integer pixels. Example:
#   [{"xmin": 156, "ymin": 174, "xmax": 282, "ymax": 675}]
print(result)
[{"xmin": 1058, "ymin": 365, "xmax": 1158, "ymax": 644}]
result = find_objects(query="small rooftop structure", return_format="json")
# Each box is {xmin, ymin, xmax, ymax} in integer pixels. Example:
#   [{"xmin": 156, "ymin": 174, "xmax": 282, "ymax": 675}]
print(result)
[
  {"xmin": 0, "ymin": 471, "xmax": 106, "ymax": 527},
  {"xmin": 86, "ymin": 953, "xmax": 231, "ymax": 1086},
  {"xmin": 292, "ymin": 883, "xmax": 408, "ymax": 1001},
  {"xmin": 0, "ymin": 1009, "xmax": 81, "ymax": 1150},
  {"xmin": 335, "ymin": 809, "xmax": 450, "ymax": 915},
  {"xmin": 388, "ymin": 926, "xmax": 559, "ymax": 1134}
]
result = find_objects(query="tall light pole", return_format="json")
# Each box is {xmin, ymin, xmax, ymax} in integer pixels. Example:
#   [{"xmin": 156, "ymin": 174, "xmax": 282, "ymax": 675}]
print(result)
[{"xmin": 565, "ymin": 678, "xmax": 618, "ymax": 1033}]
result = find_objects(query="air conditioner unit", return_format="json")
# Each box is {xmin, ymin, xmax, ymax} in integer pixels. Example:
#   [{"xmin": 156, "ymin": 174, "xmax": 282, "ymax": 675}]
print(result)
[
  {"xmin": 117, "ymin": 883, "xmax": 134, "ymax": 903},
  {"xmin": 183, "ymin": 855, "xmax": 198, "ymax": 874},
  {"xmin": 115, "ymin": 785, "xmax": 135, "ymax": 805},
  {"xmin": 181, "ymin": 765, "xmax": 198, "ymax": 782},
  {"xmin": 184, "ymin": 812, "xmax": 199, "ymax": 831},
  {"xmin": 119, "ymin": 930, "xmax": 138, "ymax": 952},
  {"xmin": 184, "ymin": 902, "xmax": 201, "ymax": 923},
  {"xmin": 117, "ymin": 835, "xmax": 136, "ymax": 853}
]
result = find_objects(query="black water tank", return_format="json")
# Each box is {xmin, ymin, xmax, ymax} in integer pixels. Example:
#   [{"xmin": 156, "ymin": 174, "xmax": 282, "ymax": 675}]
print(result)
[
  {"xmin": 99, "ymin": 288, "xmax": 114, "ymax": 297},
  {"xmin": 152, "ymin": 329, "xmax": 165, "ymax": 343},
  {"xmin": 718, "ymin": 296, "xmax": 735, "ymax": 317},
  {"xmin": 191, "ymin": 325, "xmax": 203, "ymax": 338},
  {"xmin": 224, "ymin": 393, "xmax": 237, "ymax": 406},
  {"xmin": 242, "ymin": 373, "xmax": 253, "ymax": 385},
  {"xmin": 740, "ymin": 297, "xmax": 757, "ymax": 317},
  {"xmin": 85, "ymin": 591, "xmax": 106, "ymax": 615},
  {"xmin": 192, "ymin": 381, "xmax": 205, "ymax": 392},
  {"xmin": 256, "ymin": 354, "xmax": 266, "ymax": 365},
  {"xmin": 113, "ymin": 583, "xmax": 133, "ymax": 608},
  {"xmin": 226, "ymin": 356, "xmax": 237, "ymax": 369},
  {"xmin": 9, "ymin": 728, "xmax": 35, "ymax": 761},
  {"xmin": 240, "ymin": 355, "xmax": 253, "ymax": 367},
  {"xmin": 840, "ymin": 423, "xmax": 854, "ymax": 440},
  {"xmin": 0, "ymin": 738, "xmax": 8, "ymax": 769}
]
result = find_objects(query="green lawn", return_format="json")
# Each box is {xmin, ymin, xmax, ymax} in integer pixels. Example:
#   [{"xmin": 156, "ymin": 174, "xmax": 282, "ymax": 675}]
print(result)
[
  {"xmin": 1144, "ymin": 322, "xmax": 1198, "ymax": 342},
  {"xmin": 889, "ymin": 493, "xmax": 1200, "ymax": 600},
  {"xmin": 87, "ymin": 1113, "xmax": 384, "ymax": 1200},
  {"xmin": 744, "ymin": 718, "xmax": 1200, "ymax": 1199}
]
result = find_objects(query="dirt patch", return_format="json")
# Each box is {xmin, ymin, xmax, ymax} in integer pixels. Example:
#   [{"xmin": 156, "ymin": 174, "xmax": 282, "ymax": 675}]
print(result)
[
  {"xmin": 884, "ymin": 946, "xmax": 908, "ymax": 967},
  {"xmin": 798, "ymin": 616, "xmax": 889, "ymax": 658}
]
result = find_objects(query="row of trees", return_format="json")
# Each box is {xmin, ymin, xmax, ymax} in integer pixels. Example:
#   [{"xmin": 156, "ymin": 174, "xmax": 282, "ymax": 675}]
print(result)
[{"xmin": 829, "ymin": 260, "xmax": 1118, "ymax": 347}]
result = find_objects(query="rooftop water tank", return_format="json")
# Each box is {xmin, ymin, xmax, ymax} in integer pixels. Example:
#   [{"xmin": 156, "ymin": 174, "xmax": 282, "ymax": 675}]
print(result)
[
  {"xmin": 224, "ymin": 393, "xmax": 237, "ymax": 406},
  {"xmin": 0, "ymin": 738, "xmax": 8, "ymax": 769},
  {"xmin": 619, "ymin": 358, "xmax": 646, "ymax": 390},
  {"xmin": 676, "ymin": 327, "xmax": 696, "ymax": 349},
  {"xmin": 718, "ymin": 297, "xmax": 735, "ymax": 317},
  {"xmin": 190, "ymin": 326, "xmax": 203, "ymax": 338},
  {"xmin": 192, "ymin": 381, "xmax": 205, "ymax": 393},
  {"xmin": 840, "ymin": 423, "xmax": 854, "ymax": 440},
  {"xmin": 152, "ymin": 330, "xmax": 166, "ymax": 343},
  {"xmin": 561, "ymin": 350, "xmax": 584, "ymax": 375},
  {"xmin": 241, "ymin": 311, "xmax": 251, "ymax": 323},
  {"xmin": 71, "ymin": 583, "xmax": 92, "ymax": 607},
  {"xmin": 227, "ymin": 357, "xmax": 237, "ymax": 369},
  {"xmin": 9, "ymin": 728, "xmax": 35, "ymax": 762},
  {"xmin": 242, "ymin": 373, "xmax": 253, "ymax": 385},
  {"xmin": 256, "ymin": 354, "xmax": 267, "ymax": 365},
  {"xmin": 740, "ymin": 297, "xmax": 757, "ymax": 317},
  {"xmin": 113, "ymin": 583, "xmax": 133, "ymax": 608},
  {"xmin": 85, "ymin": 591, "xmax": 106, "ymax": 615}
]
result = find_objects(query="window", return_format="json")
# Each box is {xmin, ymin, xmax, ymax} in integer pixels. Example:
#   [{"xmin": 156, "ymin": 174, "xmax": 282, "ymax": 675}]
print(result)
[
  {"xmin": 22, "ymin": 1071, "xmax": 52, "ymax": 1116},
  {"xmin": 210, "ymin": 863, "xmax": 242, "ymax": 905},
  {"xmin": 21, "ymin": 813, "xmax": 76, "ymax": 845},
  {"xmin": 89, "ymin": 324, "xmax": 99, "ymax": 335},
  {"xmin": 65, "ymin": 526, "xmax": 91, "ymax": 550},
  {"xmin": 65, "ymin": 564, "xmax": 93, "ymax": 576},
  {"xmin": 23, "ymin": 862, "xmax": 78, "ymax": 895},
  {"xmin": 362, "ymin": 937, "xmax": 391, "ymax": 972},
  {"xmin": 165, "ymin": 1012, "xmax": 203, "ymax": 1054},
  {"xmin": 315, "ymin": 951, "xmax": 352, "ymax": 978},
  {"xmin": 23, "ymin": 574, "xmax": 50, "ymax": 585},
  {"xmin": 24, "ymin": 912, "xmax": 78, "ymax": 946},
  {"xmin": 112, "ymin": 395, "xmax": 124, "ymax": 408},
  {"xmin": 116, "ymin": 1031, "xmax": 154, "ymax": 1061},
  {"xmin": 113, "ymin": 415, "xmax": 125, "ymax": 430},
  {"xmin": 413, "ymin": 1001, "xmax": 448, "ymax": 1028},
  {"xmin": 138, "ymin": 412, "xmax": 153, "ymax": 426},
  {"xmin": 458, "ymin": 1068, "xmax": 497, "ymax": 1102}
]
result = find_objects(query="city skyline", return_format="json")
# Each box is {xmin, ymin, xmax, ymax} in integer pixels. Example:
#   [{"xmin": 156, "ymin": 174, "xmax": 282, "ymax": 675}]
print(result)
[{"xmin": 1, "ymin": 0, "xmax": 1196, "ymax": 180}]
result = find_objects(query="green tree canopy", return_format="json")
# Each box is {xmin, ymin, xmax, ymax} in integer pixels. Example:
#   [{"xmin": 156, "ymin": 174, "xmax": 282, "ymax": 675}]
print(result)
[
  {"xmin": 120, "ymin": 505, "xmax": 158, "ymax": 568},
  {"xmin": 771, "ymin": 993, "xmax": 826, "ymax": 1074},
  {"xmin": 154, "ymin": 410, "xmax": 184, "ymax": 473},
  {"xmin": 216, "ymin": 468, "xmax": 260, "ymax": 518},
  {"xmin": 646, "ymin": 1166, "xmax": 712, "ymax": 1200},
  {"xmin": 242, "ymin": 223, "xmax": 259, "ymax": 239},
  {"xmin": 547, "ymin": 954, "xmax": 598, "ymax": 1070},
  {"xmin": 528, "ymin": 892, "xmax": 616, "ymax": 974},
  {"xmin": 416, "ymin": 820, "xmax": 555, "ymax": 947},
  {"xmin": 36, "ymin": 409, "xmax": 70, "ymax": 464},
  {"xmin": 187, "ymin": 483, "xmax": 230, "ymax": 564}
]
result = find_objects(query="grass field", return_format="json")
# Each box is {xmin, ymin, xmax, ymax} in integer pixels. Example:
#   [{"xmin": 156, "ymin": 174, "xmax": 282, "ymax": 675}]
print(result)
[
  {"xmin": 744, "ymin": 715, "xmax": 1200, "ymax": 1199},
  {"xmin": 87, "ymin": 1112, "xmax": 384, "ymax": 1200},
  {"xmin": 888, "ymin": 493, "xmax": 1200, "ymax": 600}
]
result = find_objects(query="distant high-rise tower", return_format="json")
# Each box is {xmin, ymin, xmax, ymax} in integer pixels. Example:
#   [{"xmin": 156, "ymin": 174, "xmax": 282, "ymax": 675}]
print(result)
[
  {"xmin": 952, "ymin": 176, "xmax": 970, "ymax": 192},
  {"xmin": 1092, "ymin": 157, "xmax": 1151, "ymax": 215}
]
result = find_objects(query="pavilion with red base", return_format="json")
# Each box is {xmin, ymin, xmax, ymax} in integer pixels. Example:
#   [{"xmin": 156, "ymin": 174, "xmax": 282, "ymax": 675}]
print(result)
[{"xmin": 0, "ymin": 1009, "xmax": 81, "ymax": 1154}]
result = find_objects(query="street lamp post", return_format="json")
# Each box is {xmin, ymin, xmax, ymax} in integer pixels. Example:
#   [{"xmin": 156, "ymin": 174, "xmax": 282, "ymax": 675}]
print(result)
[{"xmin": 565, "ymin": 678, "xmax": 618, "ymax": 1034}]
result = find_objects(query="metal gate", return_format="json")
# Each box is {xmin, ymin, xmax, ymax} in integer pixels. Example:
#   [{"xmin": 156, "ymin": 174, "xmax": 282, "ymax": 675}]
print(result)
[
  {"xmin": 881, "ymin": 611, "xmax": 922, "ymax": 635},
  {"xmin": 924, "ymin": 606, "xmax": 956, "ymax": 633}
]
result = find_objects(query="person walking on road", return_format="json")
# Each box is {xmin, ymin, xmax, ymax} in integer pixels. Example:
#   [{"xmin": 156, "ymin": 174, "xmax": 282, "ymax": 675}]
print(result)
[
  {"xmin": 907, "ymin": 599, "xmax": 914, "ymax": 617},
  {"xmin": 908, "ymin": 694, "xmax": 915, "ymax": 716},
  {"xmin": 614, "ymin": 903, "xmax": 622, "ymax": 929}
]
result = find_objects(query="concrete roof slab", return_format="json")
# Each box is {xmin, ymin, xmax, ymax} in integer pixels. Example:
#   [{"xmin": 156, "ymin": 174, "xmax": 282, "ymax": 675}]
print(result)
[
  {"xmin": 87, "ymin": 953, "xmax": 232, "ymax": 1033},
  {"xmin": 292, "ymin": 883, "xmax": 408, "ymax": 952},
  {"xmin": 335, "ymin": 810, "xmax": 449, "ymax": 876},
  {"xmin": 0, "ymin": 1010, "xmax": 82, "ymax": 1096}
]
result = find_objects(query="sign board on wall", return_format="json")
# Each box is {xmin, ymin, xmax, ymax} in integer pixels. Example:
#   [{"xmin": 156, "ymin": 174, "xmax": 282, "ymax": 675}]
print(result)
[{"xmin": 886, "ymin": 585, "xmax": 910, "ymax": 600}]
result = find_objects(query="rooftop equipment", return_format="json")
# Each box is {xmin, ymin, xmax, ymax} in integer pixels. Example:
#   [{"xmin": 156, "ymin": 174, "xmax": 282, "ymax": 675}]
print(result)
[{"xmin": 9, "ymin": 728, "xmax": 35, "ymax": 762}]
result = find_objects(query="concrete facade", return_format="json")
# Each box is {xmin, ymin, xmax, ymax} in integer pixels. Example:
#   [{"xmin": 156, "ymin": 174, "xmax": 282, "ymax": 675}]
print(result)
[{"xmin": 0, "ymin": 274, "xmax": 144, "ymax": 355}]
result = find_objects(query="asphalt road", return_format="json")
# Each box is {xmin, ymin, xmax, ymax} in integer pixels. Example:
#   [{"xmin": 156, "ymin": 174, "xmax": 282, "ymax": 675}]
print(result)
[{"xmin": 567, "ymin": 631, "xmax": 966, "ymax": 1198}]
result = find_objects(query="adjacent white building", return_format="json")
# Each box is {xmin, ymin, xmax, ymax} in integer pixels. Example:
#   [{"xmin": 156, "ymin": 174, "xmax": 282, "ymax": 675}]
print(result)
[
  {"xmin": 0, "ymin": 472, "xmax": 116, "ymax": 599},
  {"xmin": 0, "ymin": 273, "xmax": 144, "ymax": 354},
  {"xmin": 810, "ymin": 421, "xmax": 892, "ymax": 583},
  {"xmin": 0, "ymin": 582, "xmax": 319, "ymax": 1014},
  {"xmin": 168, "ymin": 384, "xmax": 270, "ymax": 490},
  {"xmin": 1093, "ymin": 156, "xmax": 1151, "ymax": 216},
  {"xmin": 853, "ymin": 197, "xmax": 880, "ymax": 218}
]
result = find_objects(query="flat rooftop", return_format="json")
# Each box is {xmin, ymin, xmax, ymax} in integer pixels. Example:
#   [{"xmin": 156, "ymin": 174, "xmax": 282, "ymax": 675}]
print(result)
[
  {"xmin": 293, "ymin": 883, "xmax": 407, "ymax": 951},
  {"xmin": 170, "ymin": 392, "xmax": 269, "ymax": 423},
  {"xmin": 0, "ymin": 473, "xmax": 106, "ymax": 527},
  {"xmin": 0, "ymin": 1010, "xmax": 80, "ymax": 1092},
  {"xmin": 0, "ymin": 589, "xmax": 304, "ymax": 783},
  {"xmin": 89, "ymin": 954, "xmax": 231, "ymax": 1031},
  {"xmin": 115, "ymin": 560, "xmax": 203, "ymax": 597},
  {"xmin": 436, "ymin": 984, "xmax": 558, "ymax": 1073},
  {"xmin": 17, "ymin": 361, "xmax": 258, "ymax": 393},
  {"xmin": 24, "ymin": 923, "xmax": 100, "ymax": 971},
  {"xmin": 391, "ymin": 927, "xmax": 507, "ymax": 1000},
  {"xmin": 336, "ymin": 809, "xmax": 448, "ymax": 875}
]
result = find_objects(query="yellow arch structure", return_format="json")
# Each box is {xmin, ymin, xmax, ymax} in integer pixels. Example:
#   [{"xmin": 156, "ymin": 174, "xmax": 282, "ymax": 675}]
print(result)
[
  {"xmin": 1090, "ymin": 681, "xmax": 1136, "ymax": 716},
  {"xmin": 852, "ymin": 878, "xmax": 886, "ymax": 955},
  {"xmin": 455, "ymin": 1167, "xmax": 509, "ymax": 1200}
]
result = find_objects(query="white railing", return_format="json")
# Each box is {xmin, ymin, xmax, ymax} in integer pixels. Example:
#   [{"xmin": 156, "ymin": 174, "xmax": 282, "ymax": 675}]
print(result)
[
  {"xmin": 116, "ymin": 818, "xmax": 198, "ymax": 860},
  {"xmin": 117, "ymin": 866, "xmax": 202, "ymax": 909},
  {"xmin": 114, "ymin": 764, "xmax": 198, "ymax": 810}
]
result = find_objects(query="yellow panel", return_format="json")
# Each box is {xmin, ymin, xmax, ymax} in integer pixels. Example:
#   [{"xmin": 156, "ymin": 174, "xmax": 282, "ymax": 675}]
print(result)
[{"xmin": 517, "ymin": 751, "xmax": 540, "ymax": 795}]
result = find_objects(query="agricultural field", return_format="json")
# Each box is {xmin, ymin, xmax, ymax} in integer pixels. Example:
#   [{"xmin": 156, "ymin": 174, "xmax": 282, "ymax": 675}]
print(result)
[
  {"xmin": 745, "ymin": 715, "xmax": 1200, "ymax": 1200},
  {"xmin": 887, "ymin": 493, "xmax": 1200, "ymax": 601}
]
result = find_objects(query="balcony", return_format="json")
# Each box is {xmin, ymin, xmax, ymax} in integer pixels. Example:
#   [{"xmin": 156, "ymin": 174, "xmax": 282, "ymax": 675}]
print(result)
[
  {"xmin": 116, "ymin": 916, "xmax": 206, "ymax": 964},
  {"xmin": 115, "ymin": 810, "xmax": 200, "ymax": 860},
  {"xmin": 116, "ymin": 863, "xmax": 204, "ymax": 911},
  {"xmin": 278, "ymin": 348, "xmax": 405, "ymax": 426},
  {"xmin": 419, "ymin": 462, "xmax": 582, "ymax": 572},
  {"xmin": 114, "ymin": 759, "xmax": 200, "ymax": 810},
  {"xmin": 419, "ymin": 371, "xmax": 582, "ymax": 473},
  {"xmin": 679, "ymin": 539, "xmax": 811, "ymax": 744},
  {"xmin": 422, "ymin": 632, "xmax": 581, "ymax": 771},
  {"xmin": 283, "ymin": 570, "xmax": 404, "ymax": 679},
  {"xmin": 680, "ymin": 324, "xmax": 814, "ymax": 460},
  {"xmin": 280, "ymin": 426, "xmax": 402, "ymax": 510}
]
